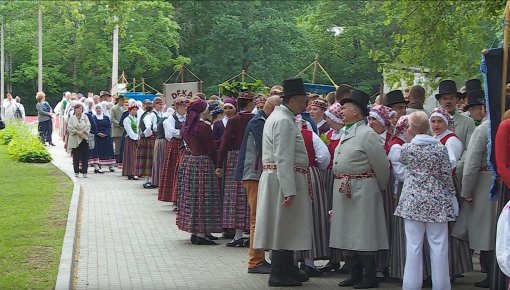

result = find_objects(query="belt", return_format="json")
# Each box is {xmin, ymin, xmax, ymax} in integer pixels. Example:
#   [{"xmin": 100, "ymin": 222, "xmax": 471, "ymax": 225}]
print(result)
[
  {"xmin": 334, "ymin": 169, "xmax": 375, "ymax": 198},
  {"xmin": 262, "ymin": 163, "xmax": 313, "ymax": 201}
]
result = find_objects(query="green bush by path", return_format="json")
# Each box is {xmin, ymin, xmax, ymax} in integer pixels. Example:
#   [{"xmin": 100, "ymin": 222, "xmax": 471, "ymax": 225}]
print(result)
[
  {"xmin": 0, "ymin": 121, "xmax": 52, "ymax": 163},
  {"xmin": 0, "ymin": 145, "xmax": 72, "ymax": 289}
]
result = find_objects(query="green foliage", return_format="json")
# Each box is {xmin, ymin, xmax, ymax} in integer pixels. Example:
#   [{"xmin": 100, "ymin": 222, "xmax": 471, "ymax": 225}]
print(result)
[
  {"xmin": 0, "ymin": 121, "xmax": 52, "ymax": 163},
  {"xmin": 218, "ymin": 80, "xmax": 268, "ymax": 97}
]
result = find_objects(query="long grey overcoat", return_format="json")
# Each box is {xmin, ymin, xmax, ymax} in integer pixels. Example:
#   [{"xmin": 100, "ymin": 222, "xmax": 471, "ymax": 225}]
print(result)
[
  {"xmin": 452, "ymin": 120, "xmax": 497, "ymax": 250},
  {"xmin": 329, "ymin": 120, "xmax": 390, "ymax": 251},
  {"xmin": 253, "ymin": 106, "xmax": 313, "ymax": 251}
]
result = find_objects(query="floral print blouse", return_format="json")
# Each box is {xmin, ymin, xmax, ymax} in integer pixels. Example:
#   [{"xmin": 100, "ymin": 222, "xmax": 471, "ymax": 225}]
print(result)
[{"xmin": 394, "ymin": 136, "xmax": 456, "ymax": 223}]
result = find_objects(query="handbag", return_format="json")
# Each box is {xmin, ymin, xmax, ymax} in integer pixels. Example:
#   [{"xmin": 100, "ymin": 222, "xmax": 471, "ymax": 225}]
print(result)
[{"xmin": 87, "ymin": 133, "xmax": 95, "ymax": 150}]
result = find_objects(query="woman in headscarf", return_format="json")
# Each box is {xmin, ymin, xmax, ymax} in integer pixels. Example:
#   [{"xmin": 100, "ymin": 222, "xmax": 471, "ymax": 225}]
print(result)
[
  {"xmin": 176, "ymin": 98, "xmax": 222, "ymax": 245},
  {"xmin": 429, "ymin": 107, "xmax": 472, "ymax": 279},
  {"xmin": 212, "ymin": 97, "xmax": 237, "ymax": 148},
  {"xmin": 158, "ymin": 97, "xmax": 188, "ymax": 206},
  {"xmin": 122, "ymin": 104, "xmax": 140, "ymax": 180},
  {"xmin": 117, "ymin": 98, "xmax": 136, "ymax": 167},
  {"xmin": 93, "ymin": 104, "xmax": 116, "ymax": 172},
  {"xmin": 368, "ymin": 105, "xmax": 397, "ymax": 279},
  {"xmin": 84, "ymin": 99, "xmax": 99, "ymax": 173},
  {"xmin": 388, "ymin": 115, "xmax": 411, "ymax": 280},
  {"xmin": 67, "ymin": 103, "xmax": 91, "ymax": 178}
]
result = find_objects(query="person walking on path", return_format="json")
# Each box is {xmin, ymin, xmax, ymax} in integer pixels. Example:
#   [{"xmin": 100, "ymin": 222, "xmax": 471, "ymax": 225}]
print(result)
[
  {"xmin": 67, "ymin": 103, "xmax": 91, "ymax": 178},
  {"xmin": 36, "ymin": 91, "xmax": 55, "ymax": 146},
  {"xmin": 235, "ymin": 95, "xmax": 281, "ymax": 274},
  {"xmin": 330, "ymin": 89, "xmax": 390, "ymax": 289},
  {"xmin": 216, "ymin": 91, "xmax": 256, "ymax": 247},
  {"xmin": 394, "ymin": 111, "xmax": 456, "ymax": 290},
  {"xmin": 110, "ymin": 95, "xmax": 125, "ymax": 166},
  {"xmin": 122, "ymin": 104, "xmax": 140, "ymax": 180},
  {"xmin": 157, "ymin": 97, "xmax": 187, "ymax": 205},
  {"xmin": 176, "ymin": 98, "xmax": 222, "ymax": 245},
  {"xmin": 254, "ymin": 77, "xmax": 313, "ymax": 287}
]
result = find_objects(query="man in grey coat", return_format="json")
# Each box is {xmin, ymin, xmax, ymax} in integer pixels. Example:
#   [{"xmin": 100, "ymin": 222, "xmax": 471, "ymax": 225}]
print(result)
[
  {"xmin": 110, "ymin": 95, "xmax": 125, "ymax": 165},
  {"xmin": 253, "ymin": 78, "xmax": 312, "ymax": 287},
  {"xmin": 331, "ymin": 89, "xmax": 390, "ymax": 289}
]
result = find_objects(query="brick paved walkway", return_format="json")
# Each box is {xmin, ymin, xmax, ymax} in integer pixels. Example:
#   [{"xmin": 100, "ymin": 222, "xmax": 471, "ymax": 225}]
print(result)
[{"xmin": 49, "ymin": 134, "xmax": 484, "ymax": 289}]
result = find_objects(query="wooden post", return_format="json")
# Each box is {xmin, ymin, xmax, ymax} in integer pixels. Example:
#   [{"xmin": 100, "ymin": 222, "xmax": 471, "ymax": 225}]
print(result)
[
  {"xmin": 180, "ymin": 64, "xmax": 184, "ymax": 83},
  {"xmin": 132, "ymin": 78, "xmax": 136, "ymax": 92},
  {"xmin": 37, "ymin": 1, "xmax": 43, "ymax": 91},
  {"xmin": 502, "ymin": 1, "xmax": 510, "ymax": 121},
  {"xmin": 141, "ymin": 77, "xmax": 145, "ymax": 93},
  {"xmin": 241, "ymin": 69, "xmax": 246, "ymax": 82},
  {"xmin": 111, "ymin": 16, "xmax": 119, "ymax": 95},
  {"xmin": 312, "ymin": 54, "xmax": 318, "ymax": 84}
]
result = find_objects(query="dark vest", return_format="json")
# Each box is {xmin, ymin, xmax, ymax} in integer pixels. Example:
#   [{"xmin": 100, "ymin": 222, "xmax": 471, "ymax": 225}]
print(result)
[
  {"xmin": 140, "ymin": 111, "xmax": 160, "ymax": 137},
  {"xmin": 156, "ymin": 117, "xmax": 168, "ymax": 139},
  {"xmin": 173, "ymin": 114, "xmax": 184, "ymax": 129}
]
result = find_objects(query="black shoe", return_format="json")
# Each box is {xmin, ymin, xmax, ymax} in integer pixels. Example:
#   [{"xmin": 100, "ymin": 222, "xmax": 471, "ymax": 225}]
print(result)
[
  {"xmin": 243, "ymin": 237, "xmax": 250, "ymax": 247},
  {"xmin": 289, "ymin": 268, "xmax": 309, "ymax": 282},
  {"xmin": 302, "ymin": 265, "xmax": 323, "ymax": 277},
  {"xmin": 190, "ymin": 235, "xmax": 197, "ymax": 244},
  {"xmin": 143, "ymin": 182, "xmax": 155, "ymax": 189},
  {"xmin": 226, "ymin": 238, "xmax": 246, "ymax": 247},
  {"xmin": 222, "ymin": 232, "xmax": 235, "ymax": 239},
  {"xmin": 205, "ymin": 234, "xmax": 219, "ymax": 240},
  {"xmin": 49, "ymin": 142, "xmax": 56, "ymax": 146},
  {"xmin": 474, "ymin": 277, "xmax": 490, "ymax": 288},
  {"xmin": 337, "ymin": 264, "xmax": 350, "ymax": 274},
  {"xmin": 109, "ymin": 167, "xmax": 115, "ymax": 172},
  {"xmin": 194, "ymin": 236, "xmax": 217, "ymax": 245},
  {"xmin": 320, "ymin": 261, "xmax": 340, "ymax": 272},
  {"xmin": 248, "ymin": 263, "xmax": 271, "ymax": 274},
  {"xmin": 339, "ymin": 278, "xmax": 363, "ymax": 287},
  {"xmin": 128, "ymin": 176, "xmax": 134, "ymax": 180},
  {"xmin": 354, "ymin": 278, "xmax": 379, "ymax": 289},
  {"xmin": 94, "ymin": 169, "xmax": 104, "ymax": 174},
  {"xmin": 268, "ymin": 275, "xmax": 302, "ymax": 287}
]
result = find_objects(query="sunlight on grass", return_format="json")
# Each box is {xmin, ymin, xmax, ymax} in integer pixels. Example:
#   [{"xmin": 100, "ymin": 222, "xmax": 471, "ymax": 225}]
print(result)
[{"xmin": 0, "ymin": 145, "xmax": 72, "ymax": 289}]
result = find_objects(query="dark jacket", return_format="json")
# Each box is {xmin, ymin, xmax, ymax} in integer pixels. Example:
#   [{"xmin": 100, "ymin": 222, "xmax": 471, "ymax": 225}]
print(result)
[{"xmin": 235, "ymin": 110, "xmax": 268, "ymax": 181}]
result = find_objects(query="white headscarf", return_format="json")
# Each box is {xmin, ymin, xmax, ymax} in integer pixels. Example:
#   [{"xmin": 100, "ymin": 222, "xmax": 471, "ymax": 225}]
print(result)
[
  {"xmin": 94, "ymin": 104, "xmax": 104, "ymax": 120},
  {"xmin": 100, "ymin": 101, "xmax": 111, "ymax": 118},
  {"xmin": 84, "ymin": 99, "xmax": 94, "ymax": 114}
]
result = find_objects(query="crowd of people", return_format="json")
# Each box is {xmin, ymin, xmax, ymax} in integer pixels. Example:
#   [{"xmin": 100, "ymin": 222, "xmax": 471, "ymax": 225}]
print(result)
[{"xmin": 9, "ymin": 75, "xmax": 509, "ymax": 289}]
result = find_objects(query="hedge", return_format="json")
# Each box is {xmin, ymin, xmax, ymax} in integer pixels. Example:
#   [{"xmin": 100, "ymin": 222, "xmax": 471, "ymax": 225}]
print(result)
[{"xmin": 0, "ymin": 120, "xmax": 52, "ymax": 163}]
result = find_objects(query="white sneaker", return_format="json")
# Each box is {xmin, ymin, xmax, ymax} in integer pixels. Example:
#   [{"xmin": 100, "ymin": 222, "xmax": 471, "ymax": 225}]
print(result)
[{"xmin": 82, "ymin": 173, "xmax": 87, "ymax": 178}]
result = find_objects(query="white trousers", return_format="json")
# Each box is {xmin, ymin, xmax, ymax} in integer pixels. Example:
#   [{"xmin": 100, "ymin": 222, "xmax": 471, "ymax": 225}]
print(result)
[{"xmin": 403, "ymin": 219, "xmax": 450, "ymax": 290}]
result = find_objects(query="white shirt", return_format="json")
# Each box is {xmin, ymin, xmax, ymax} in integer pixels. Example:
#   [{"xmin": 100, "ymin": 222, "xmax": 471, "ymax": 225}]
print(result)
[
  {"xmin": 316, "ymin": 119, "xmax": 326, "ymax": 129},
  {"xmin": 142, "ymin": 111, "xmax": 156, "ymax": 137},
  {"xmin": 388, "ymin": 133, "xmax": 406, "ymax": 182},
  {"xmin": 222, "ymin": 116, "xmax": 229, "ymax": 128},
  {"xmin": 165, "ymin": 113, "xmax": 186, "ymax": 140},
  {"xmin": 497, "ymin": 201, "xmax": 510, "ymax": 277},
  {"xmin": 2, "ymin": 98, "xmax": 15, "ymax": 119},
  {"xmin": 378, "ymin": 131, "xmax": 388, "ymax": 145},
  {"xmin": 151, "ymin": 109, "xmax": 164, "ymax": 132},
  {"xmin": 434, "ymin": 129, "xmax": 463, "ymax": 171},
  {"xmin": 123, "ymin": 115, "xmax": 139, "ymax": 141},
  {"xmin": 312, "ymin": 131, "xmax": 330, "ymax": 169}
]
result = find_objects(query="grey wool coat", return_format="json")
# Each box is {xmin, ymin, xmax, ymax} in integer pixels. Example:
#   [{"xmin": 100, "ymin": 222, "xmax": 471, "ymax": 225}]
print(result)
[
  {"xmin": 452, "ymin": 120, "xmax": 497, "ymax": 250},
  {"xmin": 453, "ymin": 112, "xmax": 476, "ymax": 178},
  {"xmin": 253, "ymin": 106, "xmax": 313, "ymax": 251},
  {"xmin": 329, "ymin": 120, "xmax": 390, "ymax": 251}
]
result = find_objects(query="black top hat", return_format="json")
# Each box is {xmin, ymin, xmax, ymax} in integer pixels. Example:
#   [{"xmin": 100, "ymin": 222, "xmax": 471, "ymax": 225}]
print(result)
[
  {"xmin": 282, "ymin": 77, "xmax": 307, "ymax": 98},
  {"xmin": 461, "ymin": 79, "xmax": 482, "ymax": 97},
  {"xmin": 435, "ymin": 80, "xmax": 460, "ymax": 100},
  {"xmin": 464, "ymin": 90, "xmax": 485, "ymax": 110},
  {"xmin": 100, "ymin": 90, "xmax": 111, "ymax": 97},
  {"xmin": 340, "ymin": 89, "xmax": 370, "ymax": 116},
  {"xmin": 385, "ymin": 90, "xmax": 408, "ymax": 107}
]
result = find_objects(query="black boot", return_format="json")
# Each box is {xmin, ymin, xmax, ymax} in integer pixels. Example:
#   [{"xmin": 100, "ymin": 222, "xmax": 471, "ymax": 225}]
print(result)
[
  {"xmin": 268, "ymin": 250, "xmax": 302, "ymax": 287},
  {"xmin": 339, "ymin": 255, "xmax": 363, "ymax": 287},
  {"xmin": 474, "ymin": 251, "xmax": 492, "ymax": 288},
  {"xmin": 354, "ymin": 255, "xmax": 379, "ymax": 289},
  {"xmin": 283, "ymin": 250, "xmax": 309, "ymax": 282}
]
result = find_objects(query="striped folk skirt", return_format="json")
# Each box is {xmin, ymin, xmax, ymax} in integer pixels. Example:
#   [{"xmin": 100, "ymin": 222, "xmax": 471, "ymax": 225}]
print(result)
[
  {"xmin": 389, "ymin": 182, "xmax": 405, "ymax": 279},
  {"xmin": 121, "ymin": 137, "xmax": 138, "ymax": 176},
  {"xmin": 324, "ymin": 169, "xmax": 344, "ymax": 262},
  {"xmin": 376, "ymin": 174, "xmax": 395, "ymax": 271},
  {"xmin": 221, "ymin": 150, "xmax": 249, "ymax": 230},
  {"xmin": 157, "ymin": 139, "xmax": 183, "ymax": 202},
  {"xmin": 151, "ymin": 138, "xmax": 167, "ymax": 187},
  {"xmin": 136, "ymin": 136, "xmax": 156, "ymax": 177},
  {"xmin": 176, "ymin": 154, "xmax": 222, "ymax": 234},
  {"xmin": 296, "ymin": 166, "xmax": 330, "ymax": 260}
]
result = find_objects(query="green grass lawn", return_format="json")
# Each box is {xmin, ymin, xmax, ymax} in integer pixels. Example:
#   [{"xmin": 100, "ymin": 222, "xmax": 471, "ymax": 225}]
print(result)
[{"xmin": 0, "ymin": 145, "xmax": 73, "ymax": 289}]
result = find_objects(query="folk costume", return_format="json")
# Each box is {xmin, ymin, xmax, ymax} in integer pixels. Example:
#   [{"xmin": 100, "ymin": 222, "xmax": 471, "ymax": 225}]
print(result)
[
  {"xmin": 110, "ymin": 97, "xmax": 125, "ymax": 164},
  {"xmin": 136, "ymin": 101, "xmax": 160, "ymax": 188},
  {"xmin": 295, "ymin": 119, "xmax": 331, "ymax": 276},
  {"xmin": 150, "ymin": 111, "xmax": 169, "ymax": 187},
  {"xmin": 92, "ymin": 105, "xmax": 116, "ymax": 169},
  {"xmin": 217, "ymin": 93, "xmax": 255, "ymax": 245},
  {"xmin": 212, "ymin": 98, "xmax": 237, "ymax": 148},
  {"xmin": 330, "ymin": 90, "xmax": 390, "ymax": 288},
  {"xmin": 387, "ymin": 115, "xmax": 410, "ymax": 279},
  {"xmin": 235, "ymin": 108, "xmax": 270, "ymax": 272},
  {"xmin": 430, "ymin": 108, "xmax": 473, "ymax": 277},
  {"xmin": 254, "ymin": 78, "xmax": 312, "ymax": 287},
  {"xmin": 121, "ymin": 106, "xmax": 139, "ymax": 178},
  {"xmin": 176, "ymin": 99, "xmax": 222, "ymax": 245},
  {"xmin": 308, "ymin": 99, "xmax": 330, "ymax": 135},
  {"xmin": 158, "ymin": 99, "xmax": 187, "ymax": 203},
  {"xmin": 394, "ymin": 133, "xmax": 456, "ymax": 290},
  {"xmin": 85, "ymin": 109, "xmax": 99, "ymax": 169}
]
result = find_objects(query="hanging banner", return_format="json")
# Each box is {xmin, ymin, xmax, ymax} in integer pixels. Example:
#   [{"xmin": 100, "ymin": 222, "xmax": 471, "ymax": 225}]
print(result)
[{"xmin": 163, "ymin": 82, "xmax": 201, "ymax": 106}]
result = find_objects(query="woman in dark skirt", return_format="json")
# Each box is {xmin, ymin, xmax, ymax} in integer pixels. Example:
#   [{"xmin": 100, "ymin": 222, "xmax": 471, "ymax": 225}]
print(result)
[
  {"xmin": 158, "ymin": 97, "xmax": 187, "ymax": 204},
  {"xmin": 93, "ymin": 104, "xmax": 116, "ymax": 172},
  {"xmin": 122, "ymin": 104, "xmax": 139, "ymax": 179},
  {"xmin": 176, "ymin": 98, "xmax": 222, "ymax": 245},
  {"xmin": 35, "ymin": 91, "xmax": 55, "ymax": 146}
]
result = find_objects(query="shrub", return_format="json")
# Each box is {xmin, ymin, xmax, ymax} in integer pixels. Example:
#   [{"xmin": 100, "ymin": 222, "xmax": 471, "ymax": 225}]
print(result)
[{"xmin": 2, "ymin": 120, "xmax": 52, "ymax": 163}]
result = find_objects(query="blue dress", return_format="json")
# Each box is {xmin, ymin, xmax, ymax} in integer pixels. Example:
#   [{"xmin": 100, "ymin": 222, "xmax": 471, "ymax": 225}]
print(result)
[{"xmin": 93, "ymin": 115, "xmax": 115, "ymax": 165}]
